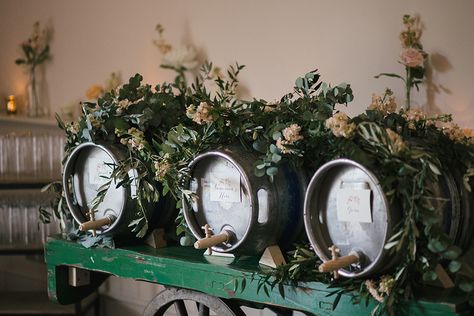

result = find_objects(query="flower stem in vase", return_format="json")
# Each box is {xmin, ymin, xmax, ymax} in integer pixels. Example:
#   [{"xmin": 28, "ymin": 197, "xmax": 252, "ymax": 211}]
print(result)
[
  {"xmin": 405, "ymin": 66, "xmax": 411, "ymax": 111},
  {"xmin": 28, "ymin": 67, "xmax": 39, "ymax": 117}
]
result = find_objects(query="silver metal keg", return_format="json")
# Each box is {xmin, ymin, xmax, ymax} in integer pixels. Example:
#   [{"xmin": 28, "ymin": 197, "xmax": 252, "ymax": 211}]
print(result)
[
  {"xmin": 304, "ymin": 158, "xmax": 474, "ymax": 278},
  {"xmin": 183, "ymin": 147, "xmax": 306, "ymax": 255},
  {"xmin": 63, "ymin": 142, "xmax": 161, "ymax": 236}
]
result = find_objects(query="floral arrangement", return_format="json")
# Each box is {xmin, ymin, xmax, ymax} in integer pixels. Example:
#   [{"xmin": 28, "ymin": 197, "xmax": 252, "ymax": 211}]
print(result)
[
  {"xmin": 59, "ymin": 73, "xmax": 188, "ymax": 240},
  {"xmin": 43, "ymin": 15, "xmax": 474, "ymax": 314},
  {"xmin": 375, "ymin": 15, "xmax": 426, "ymax": 110},
  {"xmin": 15, "ymin": 21, "xmax": 52, "ymax": 116},
  {"xmin": 15, "ymin": 21, "xmax": 51, "ymax": 71}
]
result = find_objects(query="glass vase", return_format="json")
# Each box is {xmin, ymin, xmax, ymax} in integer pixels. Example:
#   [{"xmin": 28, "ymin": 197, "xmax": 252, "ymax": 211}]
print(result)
[{"xmin": 26, "ymin": 68, "xmax": 40, "ymax": 117}]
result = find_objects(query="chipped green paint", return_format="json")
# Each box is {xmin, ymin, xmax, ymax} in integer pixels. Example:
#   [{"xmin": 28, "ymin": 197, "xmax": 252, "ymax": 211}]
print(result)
[{"xmin": 45, "ymin": 235, "xmax": 472, "ymax": 315}]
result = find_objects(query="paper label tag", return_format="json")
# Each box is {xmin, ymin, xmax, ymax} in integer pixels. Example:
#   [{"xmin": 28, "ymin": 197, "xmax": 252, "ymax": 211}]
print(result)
[
  {"xmin": 336, "ymin": 189, "xmax": 372, "ymax": 223},
  {"xmin": 210, "ymin": 171, "xmax": 241, "ymax": 203},
  {"xmin": 88, "ymin": 158, "xmax": 113, "ymax": 186}
]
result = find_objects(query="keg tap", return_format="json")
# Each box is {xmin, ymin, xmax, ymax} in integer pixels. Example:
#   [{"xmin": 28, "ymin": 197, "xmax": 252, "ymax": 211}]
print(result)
[
  {"xmin": 79, "ymin": 213, "xmax": 117, "ymax": 234},
  {"xmin": 194, "ymin": 224, "xmax": 234, "ymax": 253},
  {"xmin": 318, "ymin": 245, "xmax": 363, "ymax": 274}
]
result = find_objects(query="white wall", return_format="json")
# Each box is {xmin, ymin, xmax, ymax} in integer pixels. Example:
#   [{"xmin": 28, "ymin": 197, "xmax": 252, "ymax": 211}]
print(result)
[
  {"xmin": 1, "ymin": 0, "xmax": 473, "ymax": 124},
  {"xmin": 1, "ymin": 1, "xmax": 473, "ymax": 315}
]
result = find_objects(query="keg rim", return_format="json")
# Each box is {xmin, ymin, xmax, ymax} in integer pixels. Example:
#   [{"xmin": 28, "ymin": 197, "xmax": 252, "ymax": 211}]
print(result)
[
  {"xmin": 304, "ymin": 158, "xmax": 392, "ymax": 278},
  {"xmin": 184, "ymin": 149, "xmax": 255, "ymax": 253},
  {"xmin": 63, "ymin": 142, "xmax": 128, "ymax": 234}
]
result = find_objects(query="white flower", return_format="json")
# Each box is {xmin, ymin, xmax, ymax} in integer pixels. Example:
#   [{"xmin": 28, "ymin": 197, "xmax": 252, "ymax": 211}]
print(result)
[
  {"xmin": 402, "ymin": 108, "xmax": 426, "ymax": 129},
  {"xmin": 367, "ymin": 90, "xmax": 397, "ymax": 114},
  {"xmin": 66, "ymin": 122, "xmax": 80, "ymax": 134},
  {"xmin": 276, "ymin": 138, "xmax": 292, "ymax": 154},
  {"xmin": 162, "ymin": 46, "xmax": 198, "ymax": 70},
  {"xmin": 116, "ymin": 99, "xmax": 131, "ymax": 114},
  {"xmin": 325, "ymin": 112, "xmax": 356, "ymax": 138},
  {"xmin": 192, "ymin": 102, "xmax": 214, "ymax": 125},
  {"xmin": 125, "ymin": 127, "xmax": 147, "ymax": 150},
  {"xmin": 282, "ymin": 124, "xmax": 303, "ymax": 144},
  {"xmin": 365, "ymin": 280, "xmax": 385, "ymax": 303},
  {"xmin": 87, "ymin": 114, "xmax": 101, "ymax": 129},
  {"xmin": 379, "ymin": 275, "xmax": 395, "ymax": 295},
  {"xmin": 274, "ymin": 124, "xmax": 303, "ymax": 155},
  {"xmin": 154, "ymin": 160, "xmax": 171, "ymax": 181}
]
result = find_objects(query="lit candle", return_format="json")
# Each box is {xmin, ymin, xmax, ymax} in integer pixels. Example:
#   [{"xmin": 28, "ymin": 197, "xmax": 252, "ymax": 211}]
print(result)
[{"xmin": 6, "ymin": 95, "xmax": 17, "ymax": 114}]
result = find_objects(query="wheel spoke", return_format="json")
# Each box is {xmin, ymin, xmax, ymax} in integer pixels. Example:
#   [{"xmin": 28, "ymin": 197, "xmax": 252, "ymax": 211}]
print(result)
[
  {"xmin": 144, "ymin": 288, "xmax": 244, "ymax": 316},
  {"xmin": 174, "ymin": 300, "xmax": 188, "ymax": 316},
  {"xmin": 198, "ymin": 303, "xmax": 210, "ymax": 316}
]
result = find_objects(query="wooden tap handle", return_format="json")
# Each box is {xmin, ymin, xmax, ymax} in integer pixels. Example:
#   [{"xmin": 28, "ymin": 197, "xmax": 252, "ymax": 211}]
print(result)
[
  {"xmin": 319, "ymin": 253, "xmax": 359, "ymax": 273},
  {"xmin": 194, "ymin": 231, "xmax": 230, "ymax": 249},
  {"xmin": 79, "ymin": 217, "xmax": 112, "ymax": 232}
]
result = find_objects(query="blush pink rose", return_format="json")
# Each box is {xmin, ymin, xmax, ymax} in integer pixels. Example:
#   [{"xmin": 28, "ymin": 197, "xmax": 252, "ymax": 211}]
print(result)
[{"xmin": 400, "ymin": 48, "xmax": 424, "ymax": 68}]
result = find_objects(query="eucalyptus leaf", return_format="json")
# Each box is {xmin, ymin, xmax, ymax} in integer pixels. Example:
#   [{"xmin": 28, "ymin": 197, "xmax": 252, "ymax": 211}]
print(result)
[
  {"xmin": 384, "ymin": 241, "xmax": 399, "ymax": 250},
  {"xmin": 272, "ymin": 131, "xmax": 282, "ymax": 141},
  {"xmin": 269, "ymin": 144, "xmax": 279, "ymax": 154},
  {"xmin": 272, "ymin": 153, "xmax": 282, "ymax": 163},
  {"xmin": 252, "ymin": 140, "xmax": 267, "ymax": 153},
  {"xmin": 427, "ymin": 239, "xmax": 447, "ymax": 253},
  {"xmin": 295, "ymin": 77, "xmax": 304, "ymax": 89},
  {"xmin": 428, "ymin": 162, "xmax": 441, "ymax": 175},
  {"xmin": 448, "ymin": 260, "xmax": 462, "ymax": 273},
  {"xmin": 266, "ymin": 167, "xmax": 278, "ymax": 176},
  {"xmin": 459, "ymin": 282, "xmax": 474, "ymax": 293},
  {"xmin": 442, "ymin": 246, "xmax": 462, "ymax": 260},
  {"xmin": 254, "ymin": 167, "xmax": 266, "ymax": 177},
  {"xmin": 422, "ymin": 270, "xmax": 438, "ymax": 281}
]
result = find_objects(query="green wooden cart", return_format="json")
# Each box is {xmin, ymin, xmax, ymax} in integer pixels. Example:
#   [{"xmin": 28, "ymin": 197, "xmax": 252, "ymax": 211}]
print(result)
[{"xmin": 45, "ymin": 235, "xmax": 472, "ymax": 315}]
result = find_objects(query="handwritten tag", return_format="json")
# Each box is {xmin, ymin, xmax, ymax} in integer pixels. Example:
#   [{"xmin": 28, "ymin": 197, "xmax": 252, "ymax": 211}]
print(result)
[
  {"xmin": 210, "ymin": 171, "xmax": 241, "ymax": 203},
  {"xmin": 336, "ymin": 189, "xmax": 372, "ymax": 223},
  {"xmin": 88, "ymin": 158, "xmax": 113, "ymax": 186}
]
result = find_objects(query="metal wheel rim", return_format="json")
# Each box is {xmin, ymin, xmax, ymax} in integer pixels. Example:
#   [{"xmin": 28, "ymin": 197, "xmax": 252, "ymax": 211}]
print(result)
[{"xmin": 143, "ymin": 287, "xmax": 245, "ymax": 316}]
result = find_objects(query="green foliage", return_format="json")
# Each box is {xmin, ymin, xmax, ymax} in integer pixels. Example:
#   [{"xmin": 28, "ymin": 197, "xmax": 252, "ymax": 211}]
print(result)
[{"xmin": 45, "ymin": 22, "xmax": 473, "ymax": 313}]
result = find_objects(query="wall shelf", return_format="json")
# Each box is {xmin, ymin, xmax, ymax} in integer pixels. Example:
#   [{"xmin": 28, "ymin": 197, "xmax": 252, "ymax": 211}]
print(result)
[{"xmin": 0, "ymin": 114, "xmax": 57, "ymax": 125}]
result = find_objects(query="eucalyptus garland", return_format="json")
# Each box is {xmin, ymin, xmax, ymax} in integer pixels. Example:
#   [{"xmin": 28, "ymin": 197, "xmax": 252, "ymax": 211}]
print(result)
[
  {"xmin": 45, "ymin": 61, "xmax": 473, "ymax": 311},
  {"xmin": 43, "ymin": 14, "xmax": 474, "ymax": 315}
]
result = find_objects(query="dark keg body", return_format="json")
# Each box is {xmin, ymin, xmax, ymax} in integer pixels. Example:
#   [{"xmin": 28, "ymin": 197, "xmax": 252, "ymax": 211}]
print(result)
[{"xmin": 183, "ymin": 147, "xmax": 306, "ymax": 255}]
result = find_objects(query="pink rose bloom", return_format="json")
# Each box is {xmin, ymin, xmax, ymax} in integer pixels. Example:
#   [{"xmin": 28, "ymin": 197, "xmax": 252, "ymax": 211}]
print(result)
[{"xmin": 400, "ymin": 48, "xmax": 424, "ymax": 68}]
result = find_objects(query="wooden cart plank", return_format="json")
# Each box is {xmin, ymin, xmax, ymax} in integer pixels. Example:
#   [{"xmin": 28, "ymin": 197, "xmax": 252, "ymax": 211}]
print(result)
[{"xmin": 45, "ymin": 235, "xmax": 472, "ymax": 315}]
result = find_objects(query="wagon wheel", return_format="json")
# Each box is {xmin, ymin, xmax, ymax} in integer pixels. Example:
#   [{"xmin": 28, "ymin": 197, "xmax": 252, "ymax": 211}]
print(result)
[{"xmin": 143, "ymin": 287, "xmax": 245, "ymax": 316}]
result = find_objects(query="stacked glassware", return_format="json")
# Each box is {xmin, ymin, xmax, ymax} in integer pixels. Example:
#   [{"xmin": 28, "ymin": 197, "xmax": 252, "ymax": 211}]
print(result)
[{"xmin": 0, "ymin": 129, "xmax": 64, "ymax": 250}]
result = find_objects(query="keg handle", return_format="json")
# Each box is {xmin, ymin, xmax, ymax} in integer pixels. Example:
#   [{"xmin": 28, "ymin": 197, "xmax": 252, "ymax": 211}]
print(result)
[
  {"xmin": 79, "ymin": 214, "xmax": 116, "ymax": 233},
  {"xmin": 318, "ymin": 248, "xmax": 360, "ymax": 273},
  {"xmin": 63, "ymin": 174, "xmax": 79, "ymax": 213},
  {"xmin": 194, "ymin": 225, "xmax": 233, "ymax": 251},
  {"xmin": 339, "ymin": 181, "xmax": 370, "ymax": 190}
]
